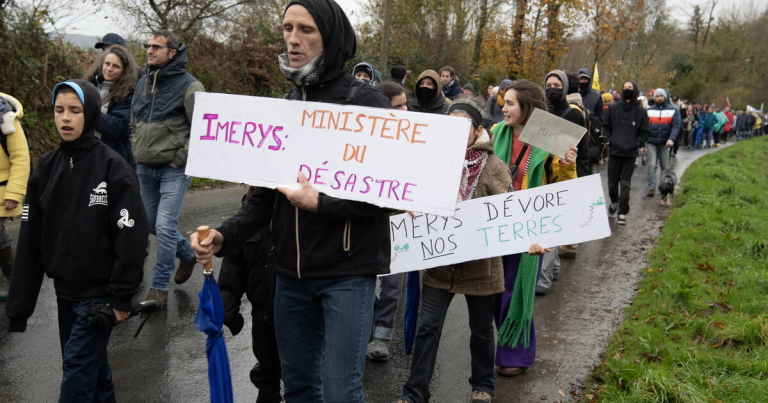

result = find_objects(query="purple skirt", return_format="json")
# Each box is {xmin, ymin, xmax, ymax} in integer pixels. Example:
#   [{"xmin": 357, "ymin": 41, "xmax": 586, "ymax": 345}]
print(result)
[{"xmin": 494, "ymin": 253, "xmax": 542, "ymax": 367}]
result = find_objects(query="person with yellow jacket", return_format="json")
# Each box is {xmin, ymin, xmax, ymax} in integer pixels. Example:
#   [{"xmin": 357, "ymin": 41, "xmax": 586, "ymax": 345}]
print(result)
[
  {"xmin": 0, "ymin": 93, "xmax": 31, "ymax": 300},
  {"xmin": 490, "ymin": 80, "xmax": 577, "ymax": 377}
]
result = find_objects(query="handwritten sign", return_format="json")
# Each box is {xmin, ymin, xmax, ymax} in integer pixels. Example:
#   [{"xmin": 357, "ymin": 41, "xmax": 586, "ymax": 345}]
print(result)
[
  {"xmin": 518, "ymin": 108, "xmax": 587, "ymax": 159},
  {"xmin": 387, "ymin": 174, "xmax": 611, "ymax": 274},
  {"xmin": 186, "ymin": 92, "xmax": 470, "ymax": 216}
]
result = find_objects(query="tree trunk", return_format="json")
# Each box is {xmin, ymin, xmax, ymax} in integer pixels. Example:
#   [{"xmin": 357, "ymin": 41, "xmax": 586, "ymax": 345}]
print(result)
[
  {"xmin": 545, "ymin": 0, "xmax": 562, "ymax": 72},
  {"xmin": 471, "ymin": 0, "xmax": 489, "ymax": 73},
  {"xmin": 379, "ymin": 0, "xmax": 392, "ymax": 75},
  {"xmin": 702, "ymin": 0, "xmax": 717, "ymax": 48},
  {"xmin": 509, "ymin": 0, "xmax": 528, "ymax": 78}
]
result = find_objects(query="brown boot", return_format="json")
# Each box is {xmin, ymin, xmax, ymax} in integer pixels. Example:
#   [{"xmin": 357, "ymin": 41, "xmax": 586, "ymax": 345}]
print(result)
[
  {"xmin": 142, "ymin": 288, "xmax": 168, "ymax": 311},
  {"xmin": 0, "ymin": 247, "xmax": 15, "ymax": 276},
  {"xmin": 174, "ymin": 258, "xmax": 197, "ymax": 284}
]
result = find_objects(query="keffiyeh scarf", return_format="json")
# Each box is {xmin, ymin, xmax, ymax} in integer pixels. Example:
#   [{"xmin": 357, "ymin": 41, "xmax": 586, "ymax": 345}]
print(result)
[
  {"xmin": 458, "ymin": 148, "xmax": 489, "ymax": 202},
  {"xmin": 278, "ymin": 52, "xmax": 326, "ymax": 86}
]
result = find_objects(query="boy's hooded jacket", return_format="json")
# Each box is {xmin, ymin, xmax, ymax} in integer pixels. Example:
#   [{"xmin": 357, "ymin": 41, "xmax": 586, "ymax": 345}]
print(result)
[
  {"xmin": 130, "ymin": 43, "xmax": 205, "ymax": 168},
  {"xmin": 6, "ymin": 80, "xmax": 149, "ymax": 332},
  {"xmin": 410, "ymin": 70, "xmax": 451, "ymax": 114},
  {"xmin": 602, "ymin": 81, "xmax": 649, "ymax": 157},
  {"xmin": 646, "ymin": 88, "xmax": 681, "ymax": 145},
  {"xmin": 217, "ymin": 0, "xmax": 392, "ymax": 280}
]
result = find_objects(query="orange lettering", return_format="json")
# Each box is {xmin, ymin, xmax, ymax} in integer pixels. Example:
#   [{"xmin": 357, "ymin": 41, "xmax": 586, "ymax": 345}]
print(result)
[{"xmin": 412, "ymin": 123, "xmax": 428, "ymax": 144}]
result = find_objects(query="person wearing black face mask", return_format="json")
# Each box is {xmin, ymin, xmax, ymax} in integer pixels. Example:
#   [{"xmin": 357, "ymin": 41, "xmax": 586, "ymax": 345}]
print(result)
[
  {"xmin": 410, "ymin": 69, "xmax": 451, "ymax": 115},
  {"xmin": 577, "ymin": 68, "xmax": 604, "ymax": 120},
  {"xmin": 537, "ymin": 70, "xmax": 588, "ymax": 296},
  {"xmin": 602, "ymin": 80, "xmax": 649, "ymax": 226}
]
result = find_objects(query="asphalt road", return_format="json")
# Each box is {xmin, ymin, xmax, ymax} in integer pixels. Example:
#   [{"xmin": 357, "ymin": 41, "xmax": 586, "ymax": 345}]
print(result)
[{"xmin": 0, "ymin": 143, "xmax": 728, "ymax": 402}]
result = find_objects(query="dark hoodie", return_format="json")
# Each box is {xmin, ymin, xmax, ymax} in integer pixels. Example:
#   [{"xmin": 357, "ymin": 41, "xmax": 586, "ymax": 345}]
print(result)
[
  {"xmin": 602, "ymin": 80, "xmax": 649, "ymax": 157},
  {"xmin": 7, "ymin": 80, "xmax": 148, "ymax": 331},
  {"xmin": 410, "ymin": 70, "xmax": 450, "ymax": 114},
  {"xmin": 577, "ymin": 68, "xmax": 604, "ymax": 120},
  {"xmin": 218, "ymin": 0, "xmax": 393, "ymax": 280},
  {"xmin": 544, "ymin": 70, "xmax": 589, "ymax": 177},
  {"xmin": 486, "ymin": 78, "xmax": 513, "ymax": 125},
  {"xmin": 131, "ymin": 42, "xmax": 205, "ymax": 167}
]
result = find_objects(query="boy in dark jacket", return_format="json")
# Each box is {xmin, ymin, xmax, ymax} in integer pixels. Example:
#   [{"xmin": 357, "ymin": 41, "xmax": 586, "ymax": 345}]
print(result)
[
  {"xmin": 602, "ymin": 80, "xmax": 649, "ymax": 225},
  {"xmin": 5, "ymin": 79, "xmax": 148, "ymax": 402}
]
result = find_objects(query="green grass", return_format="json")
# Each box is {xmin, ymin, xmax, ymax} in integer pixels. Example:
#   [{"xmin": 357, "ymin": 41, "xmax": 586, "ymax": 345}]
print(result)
[
  {"xmin": 188, "ymin": 177, "xmax": 230, "ymax": 190},
  {"xmin": 585, "ymin": 137, "xmax": 768, "ymax": 403}
]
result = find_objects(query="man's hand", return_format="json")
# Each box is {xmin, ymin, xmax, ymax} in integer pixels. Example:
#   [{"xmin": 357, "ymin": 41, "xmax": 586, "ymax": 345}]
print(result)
[
  {"xmin": 191, "ymin": 228, "xmax": 224, "ymax": 266},
  {"xmin": 666, "ymin": 139, "xmax": 674, "ymax": 147},
  {"xmin": 169, "ymin": 162, "xmax": 178, "ymax": 168},
  {"xmin": 113, "ymin": 308, "xmax": 130, "ymax": 324},
  {"xmin": 4, "ymin": 200, "xmax": 17, "ymax": 211},
  {"xmin": 527, "ymin": 243, "xmax": 551, "ymax": 256},
  {"xmin": 639, "ymin": 147, "xmax": 646, "ymax": 156},
  {"xmin": 278, "ymin": 172, "xmax": 319, "ymax": 213}
]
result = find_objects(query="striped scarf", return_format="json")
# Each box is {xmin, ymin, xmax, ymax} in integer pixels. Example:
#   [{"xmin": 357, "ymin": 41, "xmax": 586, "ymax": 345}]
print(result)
[{"xmin": 278, "ymin": 52, "xmax": 326, "ymax": 86}]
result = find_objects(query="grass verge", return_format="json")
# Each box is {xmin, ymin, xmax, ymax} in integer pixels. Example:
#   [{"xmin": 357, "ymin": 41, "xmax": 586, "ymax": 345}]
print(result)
[
  {"xmin": 585, "ymin": 136, "xmax": 768, "ymax": 403},
  {"xmin": 189, "ymin": 177, "xmax": 231, "ymax": 190}
]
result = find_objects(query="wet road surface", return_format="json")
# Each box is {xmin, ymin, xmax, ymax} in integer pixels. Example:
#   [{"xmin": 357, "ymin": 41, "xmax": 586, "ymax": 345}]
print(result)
[{"xmin": 0, "ymin": 144, "xmax": 727, "ymax": 402}]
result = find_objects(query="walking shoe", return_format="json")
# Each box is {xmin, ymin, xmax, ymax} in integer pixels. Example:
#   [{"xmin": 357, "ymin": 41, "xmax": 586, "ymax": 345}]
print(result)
[
  {"xmin": 608, "ymin": 202, "xmax": 618, "ymax": 216},
  {"xmin": 535, "ymin": 286, "xmax": 550, "ymax": 296},
  {"xmin": 471, "ymin": 390, "xmax": 492, "ymax": 403},
  {"xmin": 0, "ymin": 275, "xmax": 9, "ymax": 301},
  {"xmin": 174, "ymin": 257, "xmax": 197, "ymax": 284},
  {"xmin": 142, "ymin": 288, "xmax": 168, "ymax": 311},
  {"xmin": 367, "ymin": 338, "xmax": 390, "ymax": 362},
  {"xmin": 496, "ymin": 366, "xmax": 527, "ymax": 377},
  {"xmin": 646, "ymin": 187, "xmax": 655, "ymax": 197},
  {"xmin": 715, "ymin": 143, "xmax": 720, "ymax": 147},
  {"xmin": 558, "ymin": 244, "xmax": 577, "ymax": 259},
  {"xmin": 617, "ymin": 215, "xmax": 627, "ymax": 225}
]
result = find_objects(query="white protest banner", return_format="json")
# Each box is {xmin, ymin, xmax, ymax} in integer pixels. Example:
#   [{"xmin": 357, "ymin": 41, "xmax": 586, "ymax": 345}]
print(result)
[
  {"xmin": 185, "ymin": 93, "xmax": 470, "ymax": 216},
  {"xmin": 518, "ymin": 108, "xmax": 587, "ymax": 159},
  {"xmin": 387, "ymin": 174, "xmax": 611, "ymax": 274}
]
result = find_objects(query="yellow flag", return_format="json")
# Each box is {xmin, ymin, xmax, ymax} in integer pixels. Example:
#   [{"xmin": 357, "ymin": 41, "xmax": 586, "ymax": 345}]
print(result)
[{"xmin": 592, "ymin": 62, "xmax": 600, "ymax": 91}]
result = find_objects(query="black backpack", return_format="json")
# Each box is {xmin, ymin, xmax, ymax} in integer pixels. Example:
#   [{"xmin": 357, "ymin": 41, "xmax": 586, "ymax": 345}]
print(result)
[{"xmin": 573, "ymin": 104, "xmax": 608, "ymax": 164}]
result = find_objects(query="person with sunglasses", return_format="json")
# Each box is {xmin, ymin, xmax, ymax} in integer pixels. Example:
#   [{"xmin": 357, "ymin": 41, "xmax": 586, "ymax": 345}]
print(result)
[{"xmin": 131, "ymin": 30, "xmax": 206, "ymax": 310}]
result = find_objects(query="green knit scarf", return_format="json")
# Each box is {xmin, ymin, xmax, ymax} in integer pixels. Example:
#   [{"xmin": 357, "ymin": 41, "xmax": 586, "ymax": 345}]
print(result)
[{"xmin": 492, "ymin": 122, "xmax": 550, "ymax": 349}]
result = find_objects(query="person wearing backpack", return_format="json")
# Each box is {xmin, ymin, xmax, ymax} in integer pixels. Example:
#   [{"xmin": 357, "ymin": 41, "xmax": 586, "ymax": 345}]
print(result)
[
  {"xmin": 536, "ymin": 70, "xmax": 585, "ymax": 295},
  {"xmin": 191, "ymin": 1, "xmax": 392, "ymax": 401},
  {"xmin": 0, "ymin": 93, "xmax": 31, "ymax": 300}
]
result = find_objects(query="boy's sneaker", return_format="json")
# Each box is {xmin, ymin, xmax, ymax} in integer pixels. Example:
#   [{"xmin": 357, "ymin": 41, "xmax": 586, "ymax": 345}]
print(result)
[
  {"xmin": 471, "ymin": 390, "xmax": 492, "ymax": 403},
  {"xmin": 174, "ymin": 258, "xmax": 197, "ymax": 284},
  {"xmin": 617, "ymin": 215, "xmax": 627, "ymax": 225},
  {"xmin": 367, "ymin": 338, "xmax": 390, "ymax": 362},
  {"xmin": 608, "ymin": 202, "xmax": 618, "ymax": 216},
  {"xmin": 143, "ymin": 288, "xmax": 168, "ymax": 311},
  {"xmin": 646, "ymin": 187, "xmax": 655, "ymax": 197}
]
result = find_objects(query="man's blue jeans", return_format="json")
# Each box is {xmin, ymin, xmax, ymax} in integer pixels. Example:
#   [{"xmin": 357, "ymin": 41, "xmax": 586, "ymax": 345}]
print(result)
[
  {"xmin": 274, "ymin": 274, "xmax": 375, "ymax": 403},
  {"xmin": 645, "ymin": 143, "xmax": 670, "ymax": 189},
  {"xmin": 137, "ymin": 164, "xmax": 195, "ymax": 291}
]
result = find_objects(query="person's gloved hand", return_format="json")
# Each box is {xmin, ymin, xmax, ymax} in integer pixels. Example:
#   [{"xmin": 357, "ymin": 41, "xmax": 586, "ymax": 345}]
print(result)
[{"xmin": 224, "ymin": 312, "xmax": 244, "ymax": 336}]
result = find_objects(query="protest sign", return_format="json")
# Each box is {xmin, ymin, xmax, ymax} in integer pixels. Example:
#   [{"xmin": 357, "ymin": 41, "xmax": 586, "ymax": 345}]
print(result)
[
  {"xmin": 186, "ymin": 92, "xmax": 470, "ymax": 216},
  {"xmin": 518, "ymin": 108, "xmax": 587, "ymax": 159},
  {"xmin": 387, "ymin": 174, "xmax": 611, "ymax": 274}
]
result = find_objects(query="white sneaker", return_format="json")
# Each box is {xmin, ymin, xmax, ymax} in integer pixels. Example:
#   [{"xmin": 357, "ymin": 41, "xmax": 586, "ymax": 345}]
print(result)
[{"xmin": 617, "ymin": 215, "xmax": 627, "ymax": 225}]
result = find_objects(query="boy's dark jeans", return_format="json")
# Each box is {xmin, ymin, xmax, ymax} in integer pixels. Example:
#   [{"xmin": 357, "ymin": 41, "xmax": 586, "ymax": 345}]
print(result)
[
  {"xmin": 251, "ymin": 316, "xmax": 282, "ymax": 403},
  {"xmin": 57, "ymin": 297, "xmax": 115, "ymax": 403}
]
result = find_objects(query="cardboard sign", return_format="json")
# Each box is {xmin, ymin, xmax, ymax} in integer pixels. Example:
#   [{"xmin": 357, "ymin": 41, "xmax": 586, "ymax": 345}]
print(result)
[
  {"xmin": 518, "ymin": 108, "xmax": 587, "ymax": 159},
  {"xmin": 186, "ymin": 92, "xmax": 470, "ymax": 216},
  {"xmin": 387, "ymin": 174, "xmax": 611, "ymax": 274}
]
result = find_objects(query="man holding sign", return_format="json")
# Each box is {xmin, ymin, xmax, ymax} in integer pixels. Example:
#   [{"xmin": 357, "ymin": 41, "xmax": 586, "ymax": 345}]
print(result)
[{"xmin": 192, "ymin": 1, "xmax": 391, "ymax": 402}]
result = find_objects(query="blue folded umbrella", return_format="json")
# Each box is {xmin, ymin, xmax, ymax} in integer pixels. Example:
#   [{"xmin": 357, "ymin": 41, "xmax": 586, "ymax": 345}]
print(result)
[{"xmin": 196, "ymin": 274, "xmax": 234, "ymax": 403}]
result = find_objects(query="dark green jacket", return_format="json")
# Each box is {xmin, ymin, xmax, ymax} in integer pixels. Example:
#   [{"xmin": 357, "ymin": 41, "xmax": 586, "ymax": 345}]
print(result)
[{"xmin": 131, "ymin": 43, "xmax": 205, "ymax": 167}]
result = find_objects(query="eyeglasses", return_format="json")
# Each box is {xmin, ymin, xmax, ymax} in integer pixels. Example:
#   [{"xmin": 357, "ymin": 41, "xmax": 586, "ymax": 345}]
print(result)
[{"xmin": 143, "ymin": 44, "xmax": 168, "ymax": 51}]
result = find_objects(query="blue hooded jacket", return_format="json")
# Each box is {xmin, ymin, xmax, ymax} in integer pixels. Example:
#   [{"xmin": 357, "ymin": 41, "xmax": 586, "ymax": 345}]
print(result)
[{"xmin": 646, "ymin": 88, "xmax": 681, "ymax": 145}]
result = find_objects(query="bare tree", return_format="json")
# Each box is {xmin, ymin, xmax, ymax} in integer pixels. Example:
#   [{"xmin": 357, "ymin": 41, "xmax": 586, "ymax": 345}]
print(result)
[
  {"xmin": 113, "ymin": 0, "xmax": 256, "ymax": 36},
  {"xmin": 702, "ymin": 0, "xmax": 717, "ymax": 48}
]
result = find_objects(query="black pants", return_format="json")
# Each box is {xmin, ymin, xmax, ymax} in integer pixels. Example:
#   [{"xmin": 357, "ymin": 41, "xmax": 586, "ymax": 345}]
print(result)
[
  {"xmin": 251, "ymin": 317, "xmax": 282, "ymax": 403},
  {"xmin": 608, "ymin": 156, "xmax": 635, "ymax": 215},
  {"xmin": 401, "ymin": 285, "xmax": 495, "ymax": 403}
]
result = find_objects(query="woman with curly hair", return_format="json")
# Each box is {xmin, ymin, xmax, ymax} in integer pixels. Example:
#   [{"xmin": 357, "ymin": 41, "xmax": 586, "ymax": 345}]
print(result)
[{"xmin": 83, "ymin": 45, "xmax": 139, "ymax": 169}]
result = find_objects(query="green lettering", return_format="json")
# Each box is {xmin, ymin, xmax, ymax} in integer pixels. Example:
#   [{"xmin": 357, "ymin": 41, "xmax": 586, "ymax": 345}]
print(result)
[
  {"xmin": 540, "ymin": 216, "xmax": 550, "ymax": 234},
  {"xmin": 477, "ymin": 227, "xmax": 493, "ymax": 246},
  {"xmin": 553, "ymin": 215, "xmax": 563, "ymax": 233},
  {"xmin": 513, "ymin": 222, "xmax": 524, "ymax": 240},
  {"xmin": 526, "ymin": 220, "xmax": 538, "ymax": 237},
  {"xmin": 498, "ymin": 225, "xmax": 511, "ymax": 243}
]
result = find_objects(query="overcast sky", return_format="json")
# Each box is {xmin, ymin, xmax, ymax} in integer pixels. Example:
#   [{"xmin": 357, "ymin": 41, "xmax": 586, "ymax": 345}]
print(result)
[{"xmin": 56, "ymin": 0, "xmax": 768, "ymax": 41}]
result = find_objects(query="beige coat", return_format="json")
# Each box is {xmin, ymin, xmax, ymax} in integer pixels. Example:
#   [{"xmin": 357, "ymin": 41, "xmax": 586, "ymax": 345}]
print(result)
[{"xmin": 422, "ymin": 130, "xmax": 512, "ymax": 296}]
